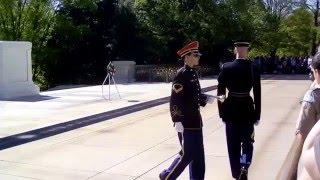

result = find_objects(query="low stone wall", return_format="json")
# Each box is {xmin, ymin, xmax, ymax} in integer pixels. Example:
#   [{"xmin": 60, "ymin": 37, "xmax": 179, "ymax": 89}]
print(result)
[
  {"xmin": 112, "ymin": 61, "xmax": 136, "ymax": 83},
  {"xmin": 135, "ymin": 65, "xmax": 215, "ymax": 82}
]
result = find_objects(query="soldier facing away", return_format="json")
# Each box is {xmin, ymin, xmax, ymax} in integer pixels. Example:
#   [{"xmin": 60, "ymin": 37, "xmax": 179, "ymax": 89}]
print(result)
[
  {"xmin": 159, "ymin": 41, "xmax": 214, "ymax": 180},
  {"xmin": 217, "ymin": 42, "xmax": 261, "ymax": 180}
]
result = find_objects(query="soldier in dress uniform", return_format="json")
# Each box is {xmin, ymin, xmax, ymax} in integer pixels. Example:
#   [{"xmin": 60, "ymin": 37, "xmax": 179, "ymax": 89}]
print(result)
[
  {"xmin": 159, "ymin": 41, "xmax": 214, "ymax": 180},
  {"xmin": 217, "ymin": 42, "xmax": 261, "ymax": 180}
]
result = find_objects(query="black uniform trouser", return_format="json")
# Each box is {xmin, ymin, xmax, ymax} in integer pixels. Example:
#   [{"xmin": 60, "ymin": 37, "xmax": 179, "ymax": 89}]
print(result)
[
  {"xmin": 225, "ymin": 121, "xmax": 254, "ymax": 178},
  {"xmin": 160, "ymin": 129, "xmax": 205, "ymax": 180}
]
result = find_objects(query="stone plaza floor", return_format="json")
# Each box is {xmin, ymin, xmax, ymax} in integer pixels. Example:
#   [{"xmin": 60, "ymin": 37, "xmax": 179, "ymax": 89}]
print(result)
[{"xmin": 0, "ymin": 75, "xmax": 311, "ymax": 179}]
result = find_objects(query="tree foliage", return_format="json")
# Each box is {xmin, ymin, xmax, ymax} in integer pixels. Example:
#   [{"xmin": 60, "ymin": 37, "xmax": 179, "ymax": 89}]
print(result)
[
  {"xmin": 278, "ymin": 8, "xmax": 315, "ymax": 56},
  {"xmin": 0, "ymin": 0, "xmax": 55, "ymax": 87},
  {"xmin": 43, "ymin": 0, "xmax": 149, "ymax": 86},
  {"xmin": 0, "ymin": 0, "xmax": 318, "ymax": 88}
]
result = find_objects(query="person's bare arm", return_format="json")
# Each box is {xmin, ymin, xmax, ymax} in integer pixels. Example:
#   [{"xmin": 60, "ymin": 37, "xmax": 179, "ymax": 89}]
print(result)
[
  {"xmin": 276, "ymin": 134, "xmax": 304, "ymax": 180},
  {"xmin": 299, "ymin": 122, "xmax": 320, "ymax": 179}
]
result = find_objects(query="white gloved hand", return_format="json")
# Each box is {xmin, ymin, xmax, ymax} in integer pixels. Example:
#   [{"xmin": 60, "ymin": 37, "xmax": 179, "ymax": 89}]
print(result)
[
  {"xmin": 175, "ymin": 122, "xmax": 184, "ymax": 133},
  {"xmin": 254, "ymin": 120, "xmax": 260, "ymax": 126},
  {"xmin": 220, "ymin": 118, "xmax": 225, "ymax": 124},
  {"xmin": 206, "ymin": 94, "xmax": 215, "ymax": 104}
]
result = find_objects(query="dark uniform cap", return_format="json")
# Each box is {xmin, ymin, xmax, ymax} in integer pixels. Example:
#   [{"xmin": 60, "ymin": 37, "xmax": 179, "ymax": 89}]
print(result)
[{"xmin": 234, "ymin": 42, "xmax": 250, "ymax": 47}]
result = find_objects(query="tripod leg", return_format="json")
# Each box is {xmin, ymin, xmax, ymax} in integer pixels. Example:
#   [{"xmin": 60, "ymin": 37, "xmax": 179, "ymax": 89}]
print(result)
[
  {"xmin": 102, "ymin": 74, "xmax": 109, "ymax": 99},
  {"xmin": 108, "ymin": 75, "xmax": 111, "ymax": 100},
  {"xmin": 111, "ymin": 76, "xmax": 121, "ymax": 99}
]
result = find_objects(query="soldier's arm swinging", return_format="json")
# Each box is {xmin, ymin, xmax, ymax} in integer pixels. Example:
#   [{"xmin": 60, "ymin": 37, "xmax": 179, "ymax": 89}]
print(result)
[
  {"xmin": 217, "ymin": 66, "xmax": 227, "ymax": 119},
  {"xmin": 253, "ymin": 66, "xmax": 261, "ymax": 122},
  {"xmin": 199, "ymin": 94, "xmax": 208, "ymax": 107},
  {"xmin": 170, "ymin": 74, "xmax": 186, "ymax": 124}
]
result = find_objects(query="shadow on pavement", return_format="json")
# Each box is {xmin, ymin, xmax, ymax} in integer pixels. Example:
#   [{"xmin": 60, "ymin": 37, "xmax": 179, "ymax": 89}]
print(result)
[
  {"xmin": 3, "ymin": 95, "xmax": 59, "ymax": 102},
  {"xmin": 262, "ymin": 74, "xmax": 309, "ymax": 80}
]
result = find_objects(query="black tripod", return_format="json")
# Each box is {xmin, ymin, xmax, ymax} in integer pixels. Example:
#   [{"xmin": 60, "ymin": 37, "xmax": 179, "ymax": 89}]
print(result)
[{"xmin": 101, "ymin": 62, "xmax": 121, "ymax": 100}]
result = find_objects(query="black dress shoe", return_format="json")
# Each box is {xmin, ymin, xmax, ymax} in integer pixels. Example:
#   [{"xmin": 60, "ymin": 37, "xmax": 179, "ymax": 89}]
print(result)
[
  {"xmin": 159, "ymin": 173, "xmax": 164, "ymax": 180},
  {"xmin": 159, "ymin": 170, "xmax": 168, "ymax": 180},
  {"xmin": 238, "ymin": 167, "xmax": 248, "ymax": 180}
]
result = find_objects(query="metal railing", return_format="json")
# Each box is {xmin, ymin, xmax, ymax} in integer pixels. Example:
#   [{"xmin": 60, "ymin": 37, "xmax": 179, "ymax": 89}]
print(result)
[{"xmin": 135, "ymin": 64, "xmax": 215, "ymax": 82}]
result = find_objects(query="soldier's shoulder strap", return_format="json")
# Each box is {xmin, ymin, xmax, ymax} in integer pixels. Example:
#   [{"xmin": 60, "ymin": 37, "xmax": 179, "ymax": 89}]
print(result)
[
  {"xmin": 177, "ymin": 66, "xmax": 185, "ymax": 73},
  {"xmin": 220, "ymin": 62, "xmax": 232, "ymax": 72},
  {"xmin": 174, "ymin": 67, "xmax": 187, "ymax": 81},
  {"xmin": 222, "ymin": 62, "xmax": 232, "ymax": 68}
]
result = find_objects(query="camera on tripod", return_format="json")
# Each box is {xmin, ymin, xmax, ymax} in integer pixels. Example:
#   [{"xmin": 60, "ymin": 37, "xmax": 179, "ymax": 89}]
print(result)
[
  {"xmin": 102, "ymin": 61, "xmax": 121, "ymax": 100},
  {"xmin": 106, "ymin": 62, "xmax": 116, "ymax": 75}
]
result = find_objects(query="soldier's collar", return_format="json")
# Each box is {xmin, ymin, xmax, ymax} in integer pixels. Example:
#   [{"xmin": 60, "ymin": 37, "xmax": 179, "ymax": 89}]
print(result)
[{"xmin": 184, "ymin": 64, "xmax": 195, "ymax": 71}]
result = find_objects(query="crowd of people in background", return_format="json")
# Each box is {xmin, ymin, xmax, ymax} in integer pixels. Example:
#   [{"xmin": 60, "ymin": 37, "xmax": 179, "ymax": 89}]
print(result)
[{"xmin": 253, "ymin": 56, "xmax": 311, "ymax": 74}]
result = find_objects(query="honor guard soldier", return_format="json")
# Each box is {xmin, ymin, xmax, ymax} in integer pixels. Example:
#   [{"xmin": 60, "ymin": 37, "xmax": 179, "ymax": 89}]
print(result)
[
  {"xmin": 217, "ymin": 42, "xmax": 261, "ymax": 180},
  {"xmin": 159, "ymin": 41, "xmax": 214, "ymax": 180}
]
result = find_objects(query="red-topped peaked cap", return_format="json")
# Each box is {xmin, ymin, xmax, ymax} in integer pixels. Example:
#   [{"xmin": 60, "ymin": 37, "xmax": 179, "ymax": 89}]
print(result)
[{"xmin": 177, "ymin": 41, "xmax": 199, "ymax": 58}]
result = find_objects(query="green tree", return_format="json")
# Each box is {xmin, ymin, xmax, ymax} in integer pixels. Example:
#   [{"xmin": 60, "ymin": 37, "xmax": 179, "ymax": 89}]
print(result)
[
  {"xmin": 0, "ymin": 0, "xmax": 56, "ymax": 88},
  {"xmin": 297, "ymin": 0, "xmax": 320, "ymax": 54},
  {"xmin": 278, "ymin": 8, "xmax": 315, "ymax": 56},
  {"xmin": 135, "ymin": 0, "xmax": 281, "ymax": 63},
  {"xmin": 44, "ymin": 0, "xmax": 147, "ymax": 87},
  {"xmin": 250, "ymin": 0, "xmax": 293, "ymax": 55}
]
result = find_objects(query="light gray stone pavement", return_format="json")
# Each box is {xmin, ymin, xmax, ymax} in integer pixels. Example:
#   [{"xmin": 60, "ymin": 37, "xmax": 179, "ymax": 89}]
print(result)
[
  {"xmin": 0, "ymin": 79, "xmax": 215, "ymax": 138},
  {"xmin": 0, "ymin": 75, "xmax": 311, "ymax": 180}
]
